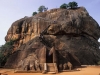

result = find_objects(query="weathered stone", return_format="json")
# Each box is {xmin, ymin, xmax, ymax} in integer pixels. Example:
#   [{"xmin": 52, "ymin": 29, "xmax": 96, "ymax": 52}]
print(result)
[
  {"xmin": 5, "ymin": 7, "xmax": 100, "ymax": 69},
  {"xmin": 63, "ymin": 63, "xmax": 68, "ymax": 70},
  {"xmin": 67, "ymin": 62, "xmax": 72, "ymax": 70}
]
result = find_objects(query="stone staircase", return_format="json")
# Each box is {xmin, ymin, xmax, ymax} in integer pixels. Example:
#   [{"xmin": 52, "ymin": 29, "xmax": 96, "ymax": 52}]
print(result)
[{"xmin": 43, "ymin": 63, "xmax": 58, "ymax": 74}]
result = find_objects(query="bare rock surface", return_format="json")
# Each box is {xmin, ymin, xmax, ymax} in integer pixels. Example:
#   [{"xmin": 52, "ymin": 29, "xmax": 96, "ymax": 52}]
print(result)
[{"xmin": 5, "ymin": 7, "xmax": 100, "ymax": 68}]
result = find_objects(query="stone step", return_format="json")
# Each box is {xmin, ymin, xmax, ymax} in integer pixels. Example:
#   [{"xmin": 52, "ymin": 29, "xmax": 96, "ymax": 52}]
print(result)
[
  {"xmin": 42, "ymin": 63, "xmax": 58, "ymax": 74},
  {"xmin": 47, "ymin": 63, "xmax": 55, "ymax": 72},
  {"xmin": 46, "ymin": 63, "xmax": 58, "ymax": 73},
  {"xmin": 47, "ymin": 63, "xmax": 54, "ymax": 67}
]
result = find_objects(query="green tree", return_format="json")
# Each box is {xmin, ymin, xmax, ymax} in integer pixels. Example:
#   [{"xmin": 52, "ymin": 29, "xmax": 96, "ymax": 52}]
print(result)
[
  {"xmin": 0, "ymin": 52, "xmax": 4, "ymax": 66},
  {"xmin": 0, "ymin": 40, "xmax": 14, "ymax": 66},
  {"xmin": 38, "ymin": 5, "xmax": 48, "ymax": 12},
  {"xmin": 60, "ymin": 3, "xmax": 68, "ymax": 9},
  {"xmin": 68, "ymin": 1, "xmax": 78, "ymax": 9},
  {"xmin": 0, "ymin": 52, "xmax": 8, "ymax": 67},
  {"xmin": 32, "ymin": 12, "xmax": 37, "ymax": 16},
  {"xmin": 44, "ymin": 7, "xmax": 48, "ymax": 11}
]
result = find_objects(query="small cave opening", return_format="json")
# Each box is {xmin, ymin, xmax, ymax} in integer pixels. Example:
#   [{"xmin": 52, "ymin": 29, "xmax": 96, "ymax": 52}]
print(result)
[{"xmin": 54, "ymin": 30, "xmax": 81, "ymax": 37}]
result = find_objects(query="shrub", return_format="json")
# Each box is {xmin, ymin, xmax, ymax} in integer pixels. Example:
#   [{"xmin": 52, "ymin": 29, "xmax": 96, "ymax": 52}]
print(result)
[
  {"xmin": 0, "ymin": 40, "xmax": 14, "ymax": 66},
  {"xmin": 68, "ymin": 1, "xmax": 78, "ymax": 9},
  {"xmin": 38, "ymin": 5, "xmax": 48, "ymax": 12},
  {"xmin": 32, "ymin": 12, "xmax": 37, "ymax": 16},
  {"xmin": 60, "ymin": 3, "xmax": 68, "ymax": 9}
]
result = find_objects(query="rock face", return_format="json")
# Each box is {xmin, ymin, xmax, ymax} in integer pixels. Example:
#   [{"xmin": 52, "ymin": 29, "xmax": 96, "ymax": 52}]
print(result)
[{"xmin": 5, "ymin": 7, "xmax": 100, "ymax": 69}]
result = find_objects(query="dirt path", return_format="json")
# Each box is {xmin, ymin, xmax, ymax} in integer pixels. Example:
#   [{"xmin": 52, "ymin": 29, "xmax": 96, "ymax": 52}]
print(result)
[{"xmin": 0, "ymin": 66, "xmax": 100, "ymax": 75}]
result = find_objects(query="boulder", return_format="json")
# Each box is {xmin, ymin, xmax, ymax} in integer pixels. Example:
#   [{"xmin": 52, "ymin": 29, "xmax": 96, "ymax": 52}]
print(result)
[{"xmin": 5, "ymin": 7, "xmax": 100, "ymax": 68}]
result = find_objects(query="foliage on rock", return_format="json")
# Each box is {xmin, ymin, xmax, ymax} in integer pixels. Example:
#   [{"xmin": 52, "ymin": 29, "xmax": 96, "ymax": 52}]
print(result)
[
  {"xmin": 68, "ymin": 1, "xmax": 78, "ymax": 9},
  {"xmin": 32, "ymin": 11, "xmax": 37, "ymax": 16},
  {"xmin": 38, "ymin": 5, "xmax": 48, "ymax": 12},
  {"xmin": 60, "ymin": 3, "xmax": 68, "ymax": 9},
  {"xmin": 60, "ymin": 1, "xmax": 78, "ymax": 9},
  {"xmin": 0, "ymin": 40, "xmax": 14, "ymax": 66}
]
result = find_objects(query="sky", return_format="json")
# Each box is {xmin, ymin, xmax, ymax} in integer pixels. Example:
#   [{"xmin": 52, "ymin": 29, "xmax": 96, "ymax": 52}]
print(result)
[{"xmin": 0, "ymin": 0, "xmax": 100, "ymax": 45}]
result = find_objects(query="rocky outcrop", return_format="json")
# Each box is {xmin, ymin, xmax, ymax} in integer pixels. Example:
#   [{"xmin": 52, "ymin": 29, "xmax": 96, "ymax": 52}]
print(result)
[{"xmin": 5, "ymin": 7, "xmax": 100, "ymax": 68}]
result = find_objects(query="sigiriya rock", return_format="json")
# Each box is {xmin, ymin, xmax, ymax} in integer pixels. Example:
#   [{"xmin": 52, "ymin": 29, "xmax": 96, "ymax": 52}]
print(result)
[{"xmin": 4, "ymin": 7, "xmax": 100, "ymax": 73}]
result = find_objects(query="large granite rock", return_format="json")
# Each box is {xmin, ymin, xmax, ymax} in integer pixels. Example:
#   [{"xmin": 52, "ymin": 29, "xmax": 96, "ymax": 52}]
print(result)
[{"xmin": 5, "ymin": 7, "xmax": 100, "ymax": 68}]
